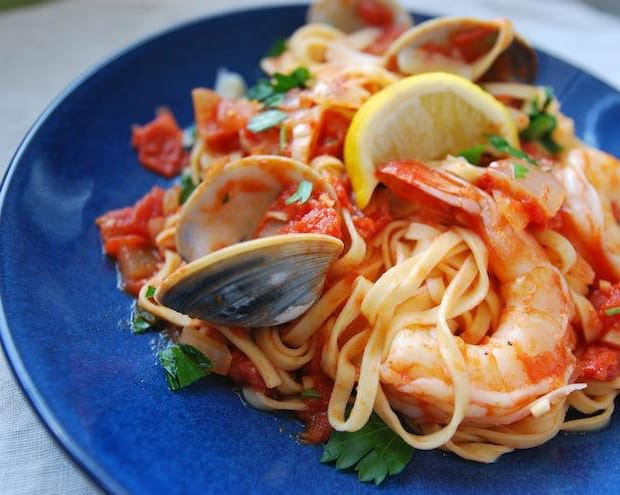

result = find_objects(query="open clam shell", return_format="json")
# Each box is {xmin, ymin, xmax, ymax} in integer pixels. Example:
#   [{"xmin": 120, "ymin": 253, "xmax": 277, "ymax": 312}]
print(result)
[
  {"xmin": 177, "ymin": 155, "xmax": 338, "ymax": 262},
  {"xmin": 384, "ymin": 17, "xmax": 516, "ymax": 81},
  {"xmin": 479, "ymin": 34, "xmax": 538, "ymax": 84},
  {"xmin": 307, "ymin": 0, "xmax": 412, "ymax": 33},
  {"xmin": 156, "ymin": 234, "xmax": 343, "ymax": 327},
  {"xmin": 159, "ymin": 155, "xmax": 343, "ymax": 327}
]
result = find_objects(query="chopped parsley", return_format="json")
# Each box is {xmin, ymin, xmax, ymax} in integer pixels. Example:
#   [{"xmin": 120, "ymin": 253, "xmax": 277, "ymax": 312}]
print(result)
[
  {"xmin": 179, "ymin": 174, "xmax": 197, "ymax": 204},
  {"xmin": 321, "ymin": 412, "xmax": 413, "ymax": 485},
  {"xmin": 512, "ymin": 162, "xmax": 529, "ymax": 179},
  {"xmin": 272, "ymin": 67, "xmax": 310, "ymax": 93},
  {"xmin": 158, "ymin": 344, "xmax": 213, "ymax": 391},
  {"xmin": 300, "ymin": 388, "xmax": 321, "ymax": 399},
  {"xmin": 488, "ymin": 135, "xmax": 538, "ymax": 166},
  {"xmin": 520, "ymin": 86, "xmax": 562, "ymax": 154},
  {"xmin": 266, "ymin": 38, "xmax": 287, "ymax": 58},
  {"xmin": 458, "ymin": 144, "xmax": 486, "ymax": 165},
  {"xmin": 605, "ymin": 307, "xmax": 620, "ymax": 316},
  {"xmin": 247, "ymin": 109, "xmax": 288, "ymax": 133},
  {"xmin": 131, "ymin": 307, "xmax": 159, "ymax": 335},
  {"xmin": 246, "ymin": 80, "xmax": 274, "ymax": 102},
  {"xmin": 145, "ymin": 285, "xmax": 157, "ymax": 298},
  {"xmin": 285, "ymin": 180, "xmax": 313, "ymax": 205},
  {"xmin": 246, "ymin": 67, "xmax": 311, "ymax": 108}
]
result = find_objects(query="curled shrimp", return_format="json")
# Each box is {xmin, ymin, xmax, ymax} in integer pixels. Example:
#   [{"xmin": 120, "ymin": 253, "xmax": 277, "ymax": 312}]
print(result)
[
  {"xmin": 553, "ymin": 147, "xmax": 620, "ymax": 282},
  {"xmin": 375, "ymin": 160, "xmax": 579, "ymax": 426}
]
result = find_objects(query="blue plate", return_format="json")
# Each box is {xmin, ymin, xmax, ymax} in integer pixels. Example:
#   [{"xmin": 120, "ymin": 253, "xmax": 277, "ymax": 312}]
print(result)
[{"xmin": 2, "ymin": 5, "xmax": 620, "ymax": 495}]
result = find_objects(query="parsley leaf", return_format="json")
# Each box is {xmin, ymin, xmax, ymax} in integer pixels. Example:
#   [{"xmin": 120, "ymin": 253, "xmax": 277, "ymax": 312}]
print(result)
[
  {"xmin": 158, "ymin": 344, "xmax": 212, "ymax": 391},
  {"xmin": 272, "ymin": 67, "xmax": 310, "ymax": 93},
  {"xmin": 246, "ymin": 79, "xmax": 273, "ymax": 102},
  {"xmin": 145, "ymin": 285, "xmax": 157, "ymax": 298},
  {"xmin": 300, "ymin": 388, "xmax": 321, "ymax": 399},
  {"xmin": 541, "ymin": 86, "xmax": 554, "ymax": 112},
  {"xmin": 488, "ymin": 135, "xmax": 538, "ymax": 165},
  {"xmin": 520, "ymin": 86, "xmax": 562, "ymax": 154},
  {"xmin": 520, "ymin": 113, "xmax": 556, "ymax": 141},
  {"xmin": 246, "ymin": 67, "xmax": 311, "ymax": 108},
  {"xmin": 131, "ymin": 307, "xmax": 159, "ymax": 335},
  {"xmin": 605, "ymin": 307, "xmax": 620, "ymax": 316},
  {"xmin": 179, "ymin": 174, "xmax": 197, "ymax": 204},
  {"xmin": 458, "ymin": 144, "xmax": 486, "ymax": 165},
  {"xmin": 285, "ymin": 180, "xmax": 313, "ymax": 205},
  {"xmin": 247, "ymin": 109, "xmax": 287, "ymax": 133},
  {"xmin": 512, "ymin": 162, "xmax": 529, "ymax": 179},
  {"xmin": 266, "ymin": 38, "xmax": 287, "ymax": 58},
  {"xmin": 321, "ymin": 412, "xmax": 413, "ymax": 485}
]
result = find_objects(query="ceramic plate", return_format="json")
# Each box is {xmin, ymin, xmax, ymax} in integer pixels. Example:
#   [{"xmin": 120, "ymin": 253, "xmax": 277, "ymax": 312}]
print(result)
[{"xmin": 2, "ymin": 5, "xmax": 620, "ymax": 494}]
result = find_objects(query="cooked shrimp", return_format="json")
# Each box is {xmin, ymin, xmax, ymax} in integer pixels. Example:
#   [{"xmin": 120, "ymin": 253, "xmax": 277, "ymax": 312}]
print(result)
[
  {"xmin": 553, "ymin": 147, "xmax": 620, "ymax": 282},
  {"xmin": 375, "ymin": 160, "xmax": 578, "ymax": 426}
]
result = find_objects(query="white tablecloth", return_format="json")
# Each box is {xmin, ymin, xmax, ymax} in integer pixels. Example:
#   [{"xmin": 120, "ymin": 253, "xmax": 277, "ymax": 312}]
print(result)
[{"xmin": 1, "ymin": 1, "xmax": 619, "ymax": 493}]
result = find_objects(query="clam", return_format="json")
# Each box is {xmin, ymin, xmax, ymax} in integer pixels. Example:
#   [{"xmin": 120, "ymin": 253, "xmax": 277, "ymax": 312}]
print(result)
[
  {"xmin": 384, "ymin": 16, "xmax": 536, "ymax": 83},
  {"xmin": 478, "ymin": 35, "xmax": 538, "ymax": 84},
  {"xmin": 307, "ymin": 0, "xmax": 412, "ymax": 33},
  {"xmin": 156, "ymin": 155, "xmax": 344, "ymax": 327}
]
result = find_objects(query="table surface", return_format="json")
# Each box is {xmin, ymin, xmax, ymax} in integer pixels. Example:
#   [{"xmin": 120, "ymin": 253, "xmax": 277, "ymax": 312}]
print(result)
[{"xmin": 1, "ymin": 1, "xmax": 619, "ymax": 494}]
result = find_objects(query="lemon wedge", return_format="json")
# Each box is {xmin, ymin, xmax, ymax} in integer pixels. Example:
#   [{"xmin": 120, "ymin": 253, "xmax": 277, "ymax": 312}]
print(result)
[{"xmin": 344, "ymin": 72, "xmax": 519, "ymax": 208}]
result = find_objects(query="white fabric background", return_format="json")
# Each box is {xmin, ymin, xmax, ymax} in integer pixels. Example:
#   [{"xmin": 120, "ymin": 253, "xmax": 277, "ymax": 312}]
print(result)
[{"xmin": 1, "ymin": 1, "xmax": 619, "ymax": 493}]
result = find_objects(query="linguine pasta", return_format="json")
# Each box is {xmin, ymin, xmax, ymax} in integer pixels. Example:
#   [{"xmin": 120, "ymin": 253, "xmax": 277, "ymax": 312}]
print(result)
[{"xmin": 96, "ymin": 0, "xmax": 620, "ymax": 481}]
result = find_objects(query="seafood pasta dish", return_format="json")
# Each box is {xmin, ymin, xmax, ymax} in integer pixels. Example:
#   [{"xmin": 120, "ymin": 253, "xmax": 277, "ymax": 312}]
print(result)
[{"xmin": 96, "ymin": 0, "xmax": 620, "ymax": 484}]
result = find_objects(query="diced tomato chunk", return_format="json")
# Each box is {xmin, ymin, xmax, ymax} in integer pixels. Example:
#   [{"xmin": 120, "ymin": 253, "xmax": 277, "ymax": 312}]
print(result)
[
  {"xmin": 116, "ymin": 245, "xmax": 160, "ymax": 296},
  {"xmin": 311, "ymin": 109, "xmax": 351, "ymax": 160},
  {"xmin": 590, "ymin": 282, "xmax": 620, "ymax": 336},
  {"xmin": 280, "ymin": 206, "xmax": 342, "ymax": 238},
  {"xmin": 577, "ymin": 345, "xmax": 620, "ymax": 382},
  {"xmin": 356, "ymin": 0, "xmax": 394, "ymax": 26},
  {"xmin": 96, "ymin": 187, "xmax": 165, "ymax": 250},
  {"xmin": 254, "ymin": 183, "xmax": 343, "ymax": 239},
  {"xmin": 352, "ymin": 188, "xmax": 392, "ymax": 239},
  {"xmin": 131, "ymin": 110, "xmax": 187, "ymax": 177},
  {"xmin": 103, "ymin": 234, "xmax": 148, "ymax": 258},
  {"xmin": 228, "ymin": 350, "xmax": 267, "ymax": 392},
  {"xmin": 192, "ymin": 88, "xmax": 259, "ymax": 153}
]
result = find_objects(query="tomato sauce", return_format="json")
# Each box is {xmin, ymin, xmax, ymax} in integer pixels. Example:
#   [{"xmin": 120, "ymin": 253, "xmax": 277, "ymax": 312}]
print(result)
[
  {"xmin": 228, "ymin": 349, "xmax": 268, "ymax": 392},
  {"xmin": 296, "ymin": 350, "xmax": 334, "ymax": 444},
  {"xmin": 577, "ymin": 345, "xmax": 620, "ymax": 382},
  {"xmin": 420, "ymin": 25, "xmax": 497, "ymax": 64},
  {"xmin": 356, "ymin": 0, "xmax": 394, "ymax": 26},
  {"xmin": 311, "ymin": 109, "xmax": 351, "ymax": 160},
  {"xmin": 254, "ymin": 183, "xmax": 343, "ymax": 240},
  {"xmin": 328, "ymin": 175, "xmax": 392, "ymax": 239}
]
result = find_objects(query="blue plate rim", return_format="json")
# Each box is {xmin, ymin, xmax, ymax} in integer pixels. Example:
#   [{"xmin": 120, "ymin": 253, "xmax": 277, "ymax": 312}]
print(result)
[{"xmin": 1, "ymin": 5, "xmax": 619, "ymax": 494}]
